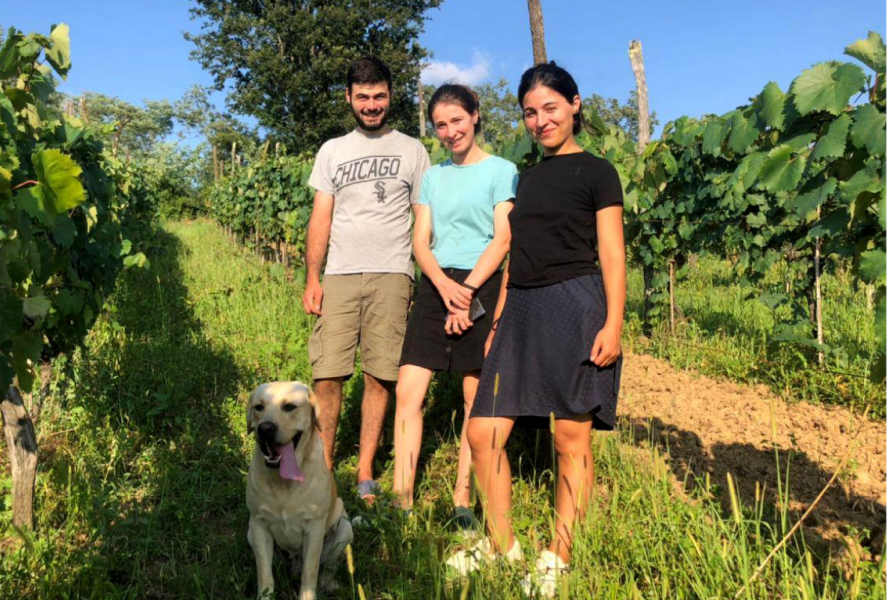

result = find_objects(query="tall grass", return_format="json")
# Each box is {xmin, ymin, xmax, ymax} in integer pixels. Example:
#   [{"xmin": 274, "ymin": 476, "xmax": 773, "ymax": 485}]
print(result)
[
  {"xmin": 0, "ymin": 220, "xmax": 882, "ymax": 599},
  {"xmin": 624, "ymin": 256, "xmax": 883, "ymax": 416}
]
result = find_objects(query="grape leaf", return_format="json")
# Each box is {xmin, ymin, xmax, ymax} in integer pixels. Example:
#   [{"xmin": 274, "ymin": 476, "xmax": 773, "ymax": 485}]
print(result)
[
  {"xmin": 759, "ymin": 81, "xmax": 786, "ymax": 130},
  {"xmin": 22, "ymin": 293, "xmax": 51, "ymax": 318},
  {"xmin": 790, "ymin": 62, "xmax": 866, "ymax": 116},
  {"xmin": 44, "ymin": 23, "xmax": 71, "ymax": 79},
  {"xmin": 0, "ymin": 288, "xmax": 22, "ymax": 342},
  {"xmin": 32, "ymin": 149, "xmax": 86, "ymax": 215},
  {"xmin": 786, "ymin": 178, "xmax": 837, "ymax": 221},
  {"xmin": 859, "ymin": 249, "xmax": 886, "ymax": 284},
  {"xmin": 850, "ymin": 104, "xmax": 886, "ymax": 156},
  {"xmin": 844, "ymin": 31, "xmax": 886, "ymax": 73},
  {"xmin": 756, "ymin": 145, "xmax": 806, "ymax": 192},
  {"xmin": 810, "ymin": 113, "xmax": 851, "ymax": 160}
]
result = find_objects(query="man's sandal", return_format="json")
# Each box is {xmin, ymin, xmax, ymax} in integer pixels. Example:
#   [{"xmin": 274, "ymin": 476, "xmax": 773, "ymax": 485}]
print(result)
[{"xmin": 356, "ymin": 479, "xmax": 380, "ymax": 503}]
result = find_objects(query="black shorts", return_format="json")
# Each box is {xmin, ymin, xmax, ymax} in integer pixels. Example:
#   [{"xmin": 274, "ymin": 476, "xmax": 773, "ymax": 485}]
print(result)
[{"xmin": 399, "ymin": 268, "xmax": 502, "ymax": 372}]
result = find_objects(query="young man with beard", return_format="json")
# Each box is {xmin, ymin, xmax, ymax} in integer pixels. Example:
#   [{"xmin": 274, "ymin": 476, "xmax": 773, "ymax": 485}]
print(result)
[{"xmin": 303, "ymin": 56, "xmax": 431, "ymax": 502}]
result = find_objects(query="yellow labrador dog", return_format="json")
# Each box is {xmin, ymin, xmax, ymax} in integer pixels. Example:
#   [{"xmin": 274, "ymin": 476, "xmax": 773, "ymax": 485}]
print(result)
[{"xmin": 246, "ymin": 382, "xmax": 352, "ymax": 600}]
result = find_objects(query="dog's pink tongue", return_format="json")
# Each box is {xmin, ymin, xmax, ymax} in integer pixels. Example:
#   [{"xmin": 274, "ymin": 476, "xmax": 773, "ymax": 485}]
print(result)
[{"xmin": 277, "ymin": 441, "xmax": 304, "ymax": 482}]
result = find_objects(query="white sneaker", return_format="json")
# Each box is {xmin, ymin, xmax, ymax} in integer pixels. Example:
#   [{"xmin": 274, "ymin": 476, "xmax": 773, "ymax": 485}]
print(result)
[
  {"xmin": 445, "ymin": 537, "xmax": 523, "ymax": 576},
  {"xmin": 521, "ymin": 550, "xmax": 568, "ymax": 598}
]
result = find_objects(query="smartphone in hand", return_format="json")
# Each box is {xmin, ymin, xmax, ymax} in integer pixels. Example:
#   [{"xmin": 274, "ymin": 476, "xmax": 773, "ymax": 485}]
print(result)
[{"xmin": 469, "ymin": 297, "xmax": 486, "ymax": 322}]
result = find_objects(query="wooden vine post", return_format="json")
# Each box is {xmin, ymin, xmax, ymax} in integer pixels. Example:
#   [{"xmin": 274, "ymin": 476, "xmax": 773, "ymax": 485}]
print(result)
[
  {"xmin": 1, "ymin": 386, "xmax": 37, "ymax": 529},
  {"xmin": 814, "ymin": 207, "xmax": 824, "ymax": 364},
  {"xmin": 78, "ymin": 95, "xmax": 89, "ymax": 123},
  {"xmin": 629, "ymin": 40, "xmax": 657, "ymax": 332},
  {"xmin": 418, "ymin": 77, "xmax": 426, "ymax": 137},
  {"xmin": 527, "ymin": 0, "xmax": 547, "ymax": 65},
  {"xmin": 629, "ymin": 41, "xmax": 651, "ymax": 154},
  {"xmin": 1, "ymin": 364, "xmax": 51, "ymax": 529},
  {"xmin": 669, "ymin": 260, "xmax": 676, "ymax": 334}
]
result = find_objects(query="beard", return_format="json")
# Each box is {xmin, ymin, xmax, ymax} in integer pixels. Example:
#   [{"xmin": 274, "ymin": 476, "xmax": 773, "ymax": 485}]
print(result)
[{"xmin": 351, "ymin": 105, "xmax": 389, "ymax": 131}]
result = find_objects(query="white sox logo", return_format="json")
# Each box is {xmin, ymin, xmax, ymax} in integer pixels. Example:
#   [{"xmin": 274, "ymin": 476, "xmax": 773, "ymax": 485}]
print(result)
[
  {"xmin": 374, "ymin": 181, "xmax": 387, "ymax": 202},
  {"xmin": 332, "ymin": 155, "xmax": 402, "ymax": 193}
]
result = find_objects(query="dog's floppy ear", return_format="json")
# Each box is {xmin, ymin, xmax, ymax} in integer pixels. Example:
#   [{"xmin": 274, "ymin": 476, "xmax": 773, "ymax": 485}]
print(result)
[
  {"xmin": 308, "ymin": 389, "xmax": 322, "ymax": 432},
  {"xmin": 246, "ymin": 389, "xmax": 256, "ymax": 434}
]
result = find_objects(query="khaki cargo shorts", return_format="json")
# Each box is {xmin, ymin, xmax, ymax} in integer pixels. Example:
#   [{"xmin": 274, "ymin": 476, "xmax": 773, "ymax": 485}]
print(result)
[{"xmin": 308, "ymin": 273, "xmax": 413, "ymax": 381}]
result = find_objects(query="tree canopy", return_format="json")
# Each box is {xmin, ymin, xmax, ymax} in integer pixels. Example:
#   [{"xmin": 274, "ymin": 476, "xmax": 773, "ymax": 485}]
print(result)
[
  {"xmin": 474, "ymin": 78, "xmax": 520, "ymax": 148},
  {"xmin": 584, "ymin": 91, "xmax": 660, "ymax": 141},
  {"xmin": 78, "ymin": 92, "xmax": 175, "ymax": 156},
  {"xmin": 174, "ymin": 84, "xmax": 258, "ymax": 166},
  {"xmin": 185, "ymin": 0, "xmax": 442, "ymax": 152}
]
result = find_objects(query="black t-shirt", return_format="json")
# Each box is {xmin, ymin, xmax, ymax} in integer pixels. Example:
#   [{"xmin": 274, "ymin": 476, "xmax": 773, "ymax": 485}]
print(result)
[{"xmin": 507, "ymin": 152, "xmax": 623, "ymax": 288}]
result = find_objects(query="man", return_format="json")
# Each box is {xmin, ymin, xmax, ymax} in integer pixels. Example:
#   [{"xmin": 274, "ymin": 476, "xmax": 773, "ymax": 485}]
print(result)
[{"xmin": 303, "ymin": 56, "xmax": 430, "ymax": 502}]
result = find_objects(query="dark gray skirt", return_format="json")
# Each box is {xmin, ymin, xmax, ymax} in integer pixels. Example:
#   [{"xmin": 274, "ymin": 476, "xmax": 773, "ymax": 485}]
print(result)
[{"xmin": 470, "ymin": 272, "xmax": 622, "ymax": 430}]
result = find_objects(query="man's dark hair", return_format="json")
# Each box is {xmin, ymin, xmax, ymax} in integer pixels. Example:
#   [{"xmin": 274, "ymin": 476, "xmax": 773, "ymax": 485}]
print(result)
[{"xmin": 347, "ymin": 56, "xmax": 393, "ymax": 92}]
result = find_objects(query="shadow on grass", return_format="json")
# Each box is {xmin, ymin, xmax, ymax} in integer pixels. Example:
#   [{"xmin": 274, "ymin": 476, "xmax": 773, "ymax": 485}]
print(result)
[
  {"xmin": 625, "ymin": 415, "xmax": 886, "ymax": 560},
  {"xmin": 334, "ymin": 366, "xmax": 557, "ymax": 508},
  {"xmin": 30, "ymin": 228, "xmax": 287, "ymax": 598}
]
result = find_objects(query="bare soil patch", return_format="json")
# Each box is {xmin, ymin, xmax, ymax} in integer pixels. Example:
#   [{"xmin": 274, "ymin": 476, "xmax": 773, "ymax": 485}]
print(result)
[{"xmin": 619, "ymin": 351, "xmax": 886, "ymax": 556}]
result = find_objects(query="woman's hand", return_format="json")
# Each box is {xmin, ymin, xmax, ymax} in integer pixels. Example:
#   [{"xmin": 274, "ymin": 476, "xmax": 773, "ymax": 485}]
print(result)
[
  {"xmin": 445, "ymin": 308, "xmax": 473, "ymax": 336},
  {"xmin": 590, "ymin": 324, "xmax": 622, "ymax": 367},
  {"xmin": 435, "ymin": 277, "xmax": 473, "ymax": 311}
]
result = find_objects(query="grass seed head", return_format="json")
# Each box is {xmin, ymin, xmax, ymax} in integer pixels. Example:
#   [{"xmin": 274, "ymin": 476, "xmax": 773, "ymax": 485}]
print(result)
[
  {"xmin": 460, "ymin": 578, "xmax": 470, "ymax": 600},
  {"xmin": 726, "ymin": 472, "xmax": 742, "ymax": 526}
]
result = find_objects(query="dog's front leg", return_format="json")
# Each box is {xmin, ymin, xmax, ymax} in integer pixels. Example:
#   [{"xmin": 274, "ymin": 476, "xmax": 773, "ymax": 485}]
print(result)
[
  {"xmin": 248, "ymin": 517, "xmax": 275, "ymax": 599},
  {"xmin": 298, "ymin": 519, "xmax": 327, "ymax": 600}
]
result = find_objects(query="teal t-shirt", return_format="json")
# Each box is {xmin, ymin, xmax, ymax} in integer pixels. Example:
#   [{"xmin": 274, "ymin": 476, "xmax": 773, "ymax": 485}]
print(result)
[{"xmin": 418, "ymin": 156, "xmax": 518, "ymax": 270}]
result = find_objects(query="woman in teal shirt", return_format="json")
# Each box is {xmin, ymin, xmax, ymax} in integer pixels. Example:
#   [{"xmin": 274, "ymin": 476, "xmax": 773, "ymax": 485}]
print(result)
[{"xmin": 393, "ymin": 84, "xmax": 518, "ymax": 526}]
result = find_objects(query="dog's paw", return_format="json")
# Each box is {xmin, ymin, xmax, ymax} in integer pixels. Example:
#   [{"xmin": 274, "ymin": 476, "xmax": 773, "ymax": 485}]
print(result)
[
  {"xmin": 257, "ymin": 586, "xmax": 275, "ymax": 600},
  {"xmin": 320, "ymin": 571, "xmax": 340, "ymax": 592},
  {"xmin": 298, "ymin": 589, "xmax": 317, "ymax": 600}
]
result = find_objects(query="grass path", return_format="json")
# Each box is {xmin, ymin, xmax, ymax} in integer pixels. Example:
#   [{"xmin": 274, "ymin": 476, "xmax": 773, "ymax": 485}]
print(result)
[{"xmin": 1, "ymin": 220, "xmax": 883, "ymax": 599}]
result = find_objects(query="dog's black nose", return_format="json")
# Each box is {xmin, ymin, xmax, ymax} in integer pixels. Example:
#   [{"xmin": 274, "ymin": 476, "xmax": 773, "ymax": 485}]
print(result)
[{"xmin": 257, "ymin": 421, "xmax": 278, "ymax": 438}]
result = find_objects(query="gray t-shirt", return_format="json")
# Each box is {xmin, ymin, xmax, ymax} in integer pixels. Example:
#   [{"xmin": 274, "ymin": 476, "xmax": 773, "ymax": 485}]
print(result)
[{"xmin": 309, "ymin": 129, "xmax": 431, "ymax": 278}]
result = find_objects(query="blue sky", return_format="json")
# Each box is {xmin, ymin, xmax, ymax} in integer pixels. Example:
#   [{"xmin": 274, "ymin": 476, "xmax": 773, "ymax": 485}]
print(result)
[{"xmin": 6, "ymin": 0, "xmax": 885, "ymax": 139}]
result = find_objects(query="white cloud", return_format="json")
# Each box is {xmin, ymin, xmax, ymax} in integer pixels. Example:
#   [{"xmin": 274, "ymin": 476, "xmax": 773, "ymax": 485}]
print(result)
[{"xmin": 421, "ymin": 51, "xmax": 492, "ymax": 86}]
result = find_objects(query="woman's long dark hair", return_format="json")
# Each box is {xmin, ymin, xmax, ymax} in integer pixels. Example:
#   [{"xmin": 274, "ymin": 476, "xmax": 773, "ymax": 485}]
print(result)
[
  {"xmin": 517, "ymin": 61, "xmax": 583, "ymax": 135},
  {"xmin": 427, "ymin": 84, "xmax": 482, "ymax": 134}
]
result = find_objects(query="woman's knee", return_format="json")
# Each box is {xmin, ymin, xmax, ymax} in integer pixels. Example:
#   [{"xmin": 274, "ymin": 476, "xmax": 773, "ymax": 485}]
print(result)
[
  {"xmin": 466, "ymin": 419, "xmax": 491, "ymax": 455},
  {"xmin": 468, "ymin": 418, "xmax": 513, "ymax": 456},
  {"xmin": 553, "ymin": 429, "xmax": 591, "ymax": 458},
  {"xmin": 395, "ymin": 380, "xmax": 424, "ymax": 415}
]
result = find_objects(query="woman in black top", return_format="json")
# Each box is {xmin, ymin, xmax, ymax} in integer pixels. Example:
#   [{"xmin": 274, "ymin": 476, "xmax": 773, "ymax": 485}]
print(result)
[{"xmin": 445, "ymin": 63, "xmax": 626, "ymax": 596}]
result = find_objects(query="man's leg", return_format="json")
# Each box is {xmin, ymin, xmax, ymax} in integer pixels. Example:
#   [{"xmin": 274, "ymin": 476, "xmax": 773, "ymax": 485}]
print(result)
[
  {"xmin": 357, "ymin": 273, "xmax": 413, "ymax": 491},
  {"xmin": 308, "ymin": 274, "xmax": 361, "ymax": 471},
  {"xmin": 356, "ymin": 372, "xmax": 394, "ymax": 486},
  {"xmin": 314, "ymin": 377, "xmax": 344, "ymax": 471}
]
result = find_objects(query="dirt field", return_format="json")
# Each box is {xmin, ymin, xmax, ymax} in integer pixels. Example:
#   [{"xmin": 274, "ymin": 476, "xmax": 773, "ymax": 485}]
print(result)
[{"xmin": 619, "ymin": 351, "xmax": 886, "ymax": 559}]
